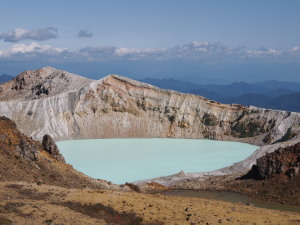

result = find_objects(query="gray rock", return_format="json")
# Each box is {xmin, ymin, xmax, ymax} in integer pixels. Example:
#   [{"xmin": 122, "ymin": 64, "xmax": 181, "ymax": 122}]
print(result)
[
  {"xmin": 42, "ymin": 135, "xmax": 65, "ymax": 163},
  {"xmin": 185, "ymin": 207, "xmax": 191, "ymax": 212},
  {"xmin": 14, "ymin": 139, "xmax": 39, "ymax": 161}
]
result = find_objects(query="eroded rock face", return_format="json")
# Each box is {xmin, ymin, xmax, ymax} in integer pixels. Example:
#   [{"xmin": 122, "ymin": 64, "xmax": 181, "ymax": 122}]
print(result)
[
  {"xmin": 14, "ymin": 139, "xmax": 39, "ymax": 161},
  {"xmin": 0, "ymin": 72, "xmax": 299, "ymax": 147},
  {"xmin": 244, "ymin": 142, "xmax": 300, "ymax": 180},
  {"xmin": 0, "ymin": 67, "xmax": 93, "ymax": 101},
  {"xmin": 42, "ymin": 135, "xmax": 65, "ymax": 163},
  {"xmin": 0, "ymin": 116, "xmax": 39, "ymax": 161}
]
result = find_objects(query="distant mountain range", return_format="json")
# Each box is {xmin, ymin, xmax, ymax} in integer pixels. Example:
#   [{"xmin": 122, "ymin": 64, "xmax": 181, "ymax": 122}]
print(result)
[
  {"xmin": 0, "ymin": 74, "xmax": 14, "ymax": 84},
  {"xmin": 140, "ymin": 78, "xmax": 300, "ymax": 112}
]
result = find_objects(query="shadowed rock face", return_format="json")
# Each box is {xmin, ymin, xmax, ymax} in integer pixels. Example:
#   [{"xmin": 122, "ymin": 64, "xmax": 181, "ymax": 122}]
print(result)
[
  {"xmin": 42, "ymin": 134, "xmax": 65, "ymax": 163},
  {"xmin": 0, "ymin": 116, "xmax": 39, "ymax": 161},
  {"xmin": 243, "ymin": 142, "xmax": 300, "ymax": 180}
]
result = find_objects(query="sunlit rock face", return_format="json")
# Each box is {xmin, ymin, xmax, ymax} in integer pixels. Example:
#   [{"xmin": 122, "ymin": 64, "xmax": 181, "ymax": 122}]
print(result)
[
  {"xmin": 0, "ymin": 68, "xmax": 299, "ymax": 146},
  {"xmin": 0, "ymin": 66, "xmax": 93, "ymax": 101}
]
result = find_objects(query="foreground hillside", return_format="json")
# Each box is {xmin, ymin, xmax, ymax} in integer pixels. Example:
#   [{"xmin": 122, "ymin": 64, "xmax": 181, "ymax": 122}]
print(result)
[
  {"xmin": 1, "ymin": 181, "xmax": 299, "ymax": 225},
  {"xmin": 0, "ymin": 116, "xmax": 117, "ymax": 190}
]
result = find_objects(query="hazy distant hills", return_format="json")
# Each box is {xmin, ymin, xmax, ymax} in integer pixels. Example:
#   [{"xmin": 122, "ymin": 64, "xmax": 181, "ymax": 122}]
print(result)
[
  {"xmin": 255, "ymin": 80, "xmax": 300, "ymax": 92},
  {"xmin": 220, "ymin": 92, "xmax": 300, "ymax": 112},
  {"xmin": 0, "ymin": 74, "xmax": 14, "ymax": 84},
  {"xmin": 141, "ymin": 78, "xmax": 300, "ymax": 112}
]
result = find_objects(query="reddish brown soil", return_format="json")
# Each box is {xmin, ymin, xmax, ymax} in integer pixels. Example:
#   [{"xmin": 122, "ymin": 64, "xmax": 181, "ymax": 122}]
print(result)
[{"xmin": 0, "ymin": 116, "xmax": 112, "ymax": 189}]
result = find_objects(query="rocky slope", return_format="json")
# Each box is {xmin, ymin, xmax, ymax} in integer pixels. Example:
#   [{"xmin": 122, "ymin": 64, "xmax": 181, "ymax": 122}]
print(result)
[
  {"xmin": 244, "ymin": 142, "xmax": 300, "ymax": 180},
  {"xmin": 0, "ymin": 116, "xmax": 120, "ymax": 190},
  {"xmin": 0, "ymin": 67, "xmax": 93, "ymax": 101},
  {"xmin": 0, "ymin": 67, "xmax": 300, "ymax": 185},
  {"xmin": 223, "ymin": 142, "xmax": 300, "ymax": 205}
]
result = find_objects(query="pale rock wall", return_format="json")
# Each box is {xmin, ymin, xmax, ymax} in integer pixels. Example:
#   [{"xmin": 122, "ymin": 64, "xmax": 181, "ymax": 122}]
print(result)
[{"xmin": 0, "ymin": 74, "xmax": 300, "ymax": 146}]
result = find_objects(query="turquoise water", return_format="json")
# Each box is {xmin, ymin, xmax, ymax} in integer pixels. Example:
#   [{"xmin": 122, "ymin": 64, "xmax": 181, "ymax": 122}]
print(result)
[{"xmin": 57, "ymin": 139, "xmax": 258, "ymax": 184}]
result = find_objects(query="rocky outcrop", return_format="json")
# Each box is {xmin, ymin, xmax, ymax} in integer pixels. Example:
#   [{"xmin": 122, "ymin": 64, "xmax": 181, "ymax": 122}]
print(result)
[
  {"xmin": 243, "ymin": 142, "xmax": 300, "ymax": 180},
  {"xmin": 0, "ymin": 67, "xmax": 93, "ymax": 101},
  {"xmin": 0, "ymin": 116, "xmax": 119, "ymax": 189},
  {"xmin": 0, "ymin": 116, "xmax": 39, "ymax": 161},
  {"xmin": 42, "ymin": 134, "xmax": 65, "ymax": 163},
  {"xmin": 14, "ymin": 139, "xmax": 39, "ymax": 161}
]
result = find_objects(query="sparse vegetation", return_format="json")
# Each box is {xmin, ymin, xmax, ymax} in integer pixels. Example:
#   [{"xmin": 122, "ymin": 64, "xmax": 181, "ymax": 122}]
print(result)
[{"xmin": 0, "ymin": 217, "xmax": 13, "ymax": 225}]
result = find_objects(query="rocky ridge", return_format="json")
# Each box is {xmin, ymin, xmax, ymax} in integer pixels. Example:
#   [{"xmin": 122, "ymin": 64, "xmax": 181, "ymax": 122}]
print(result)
[
  {"xmin": 0, "ymin": 67, "xmax": 300, "ymax": 186},
  {"xmin": 0, "ymin": 67, "xmax": 93, "ymax": 101},
  {"xmin": 0, "ymin": 116, "xmax": 122, "ymax": 190}
]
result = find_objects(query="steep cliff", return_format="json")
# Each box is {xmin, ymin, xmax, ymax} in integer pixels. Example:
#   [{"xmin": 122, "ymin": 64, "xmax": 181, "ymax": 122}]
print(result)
[{"xmin": 0, "ymin": 72, "xmax": 299, "ymax": 144}]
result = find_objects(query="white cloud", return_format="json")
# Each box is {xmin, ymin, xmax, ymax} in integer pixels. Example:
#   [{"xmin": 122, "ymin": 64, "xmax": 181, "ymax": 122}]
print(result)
[
  {"xmin": 246, "ymin": 47, "xmax": 281, "ymax": 57},
  {"xmin": 0, "ymin": 41, "xmax": 299, "ymax": 63},
  {"xmin": 290, "ymin": 46, "xmax": 300, "ymax": 53},
  {"xmin": 114, "ymin": 47, "xmax": 167, "ymax": 60},
  {"xmin": 0, "ymin": 42, "xmax": 66, "ymax": 60},
  {"xmin": 0, "ymin": 27, "xmax": 58, "ymax": 42}
]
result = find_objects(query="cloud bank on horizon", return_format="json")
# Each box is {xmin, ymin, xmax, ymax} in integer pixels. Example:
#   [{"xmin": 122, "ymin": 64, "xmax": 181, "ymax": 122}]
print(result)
[
  {"xmin": 0, "ymin": 1, "xmax": 299, "ymax": 82},
  {"xmin": 0, "ymin": 40, "xmax": 299, "ymax": 63}
]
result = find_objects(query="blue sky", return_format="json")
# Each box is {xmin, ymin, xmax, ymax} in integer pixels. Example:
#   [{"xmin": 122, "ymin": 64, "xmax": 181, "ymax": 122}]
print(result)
[{"xmin": 1, "ymin": 0, "xmax": 300, "ymax": 83}]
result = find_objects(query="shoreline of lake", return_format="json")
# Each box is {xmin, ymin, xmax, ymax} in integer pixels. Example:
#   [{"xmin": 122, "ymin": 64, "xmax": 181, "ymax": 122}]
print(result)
[{"xmin": 57, "ymin": 138, "xmax": 258, "ymax": 184}]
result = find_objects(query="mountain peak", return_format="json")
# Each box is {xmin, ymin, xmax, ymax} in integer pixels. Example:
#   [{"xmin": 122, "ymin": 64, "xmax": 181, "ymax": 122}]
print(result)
[
  {"xmin": 0, "ymin": 67, "xmax": 94, "ymax": 101},
  {"xmin": 99, "ymin": 73, "xmax": 174, "ymax": 93},
  {"xmin": 37, "ymin": 66, "xmax": 60, "ymax": 73}
]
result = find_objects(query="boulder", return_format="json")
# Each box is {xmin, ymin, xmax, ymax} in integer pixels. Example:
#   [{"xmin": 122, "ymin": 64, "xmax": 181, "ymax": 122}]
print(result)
[
  {"xmin": 243, "ymin": 142, "xmax": 300, "ymax": 180},
  {"xmin": 42, "ymin": 135, "xmax": 65, "ymax": 163},
  {"xmin": 14, "ymin": 139, "xmax": 39, "ymax": 161}
]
